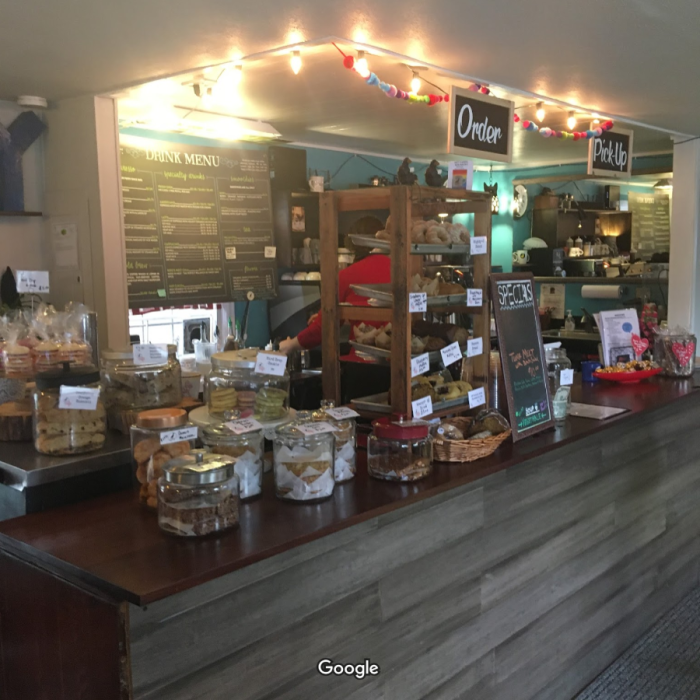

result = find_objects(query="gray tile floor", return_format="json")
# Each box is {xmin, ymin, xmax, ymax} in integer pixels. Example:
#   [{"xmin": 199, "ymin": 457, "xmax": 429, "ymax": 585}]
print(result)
[{"xmin": 576, "ymin": 586, "xmax": 700, "ymax": 699}]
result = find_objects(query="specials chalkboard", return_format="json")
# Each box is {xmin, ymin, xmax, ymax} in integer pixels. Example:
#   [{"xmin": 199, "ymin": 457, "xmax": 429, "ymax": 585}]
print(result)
[
  {"xmin": 490, "ymin": 273, "xmax": 554, "ymax": 441},
  {"xmin": 120, "ymin": 135, "xmax": 276, "ymax": 307},
  {"xmin": 447, "ymin": 87, "xmax": 514, "ymax": 163},
  {"xmin": 588, "ymin": 127, "xmax": 633, "ymax": 177}
]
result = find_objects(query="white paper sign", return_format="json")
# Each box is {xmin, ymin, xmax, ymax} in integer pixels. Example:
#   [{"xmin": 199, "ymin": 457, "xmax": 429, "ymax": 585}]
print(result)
[
  {"xmin": 468, "ymin": 386, "xmax": 486, "ymax": 409},
  {"xmin": 225, "ymin": 246, "xmax": 237, "ymax": 260},
  {"xmin": 467, "ymin": 288, "xmax": 483, "ymax": 307},
  {"xmin": 133, "ymin": 344, "xmax": 169, "ymax": 366},
  {"xmin": 446, "ymin": 161, "xmax": 474, "ymax": 190},
  {"xmin": 325, "ymin": 407, "xmax": 360, "ymax": 421},
  {"xmin": 297, "ymin": 421, "xmax": 336, "ymax": 436},
  {"xmin": 411, "ymin": 353, "xmax": 430, "ymax": 378},
  {"xmin": 16, "ymin": 270, "xmax": 50, "ymax": 294},
  {"xmin": 264, "ymin": 246, "xmax": 277, "ymax": 259},
  {"xmin": 440, "ymin": 341, "xmax": 463, "ymax": 367},
  {"xmin": 51, "ymin": 222, "xmax": 79, "ymax": 269},
  {"xmin": 470, "ymin": 237, "xmax": 488, "ymax": 255},
  {"xmin": 412, "ymin": 395, "xmax": 433, "ymax": 419},
  {"xmin": 160, "ymin": 426, "xmax": 199, "ymax": 445},
  {"xmin": 225, "ymin": 418, "xmax": 264, "ymax": 435},
  {"xmin": 409, "ymin": 292, "xmax": 428, "ymax": 313},
  {"xmin": 255, "ymin": 352, "xmax": 288, "ymax": 376},
  {"xmin": 467, "ymin": 337, "xmax": 483, "ymax": 358},
  {"xmin": 58, "ymin": 385, "xmax": 100, "ymax": 411},
  {"xmin": 560, "ymin": 368, "xmax": 574, "ymax": 386}
]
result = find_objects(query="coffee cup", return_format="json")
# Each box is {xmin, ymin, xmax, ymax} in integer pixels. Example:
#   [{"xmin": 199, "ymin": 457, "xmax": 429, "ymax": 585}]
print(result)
[
  {"xmin": 309, "ymin": 176, "xmax": 324, "ymax": 192},
  {"xmin": 512, "ymin": 249, "xmax": 529, "ymax": 265}
]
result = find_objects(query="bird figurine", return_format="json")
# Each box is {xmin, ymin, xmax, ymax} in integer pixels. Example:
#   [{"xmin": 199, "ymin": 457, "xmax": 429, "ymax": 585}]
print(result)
[
  {"xmin": 397, "ymin": 157, "xmax": 418, "ymax": 185},
  {"xmin": 425, "ymin": 160, "xmax": 447, "ymax": 187}
]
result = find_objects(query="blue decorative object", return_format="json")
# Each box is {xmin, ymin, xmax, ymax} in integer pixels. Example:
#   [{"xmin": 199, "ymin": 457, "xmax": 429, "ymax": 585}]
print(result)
[{"xmin": 0, "ymin": 111, "xmax": 46, "ymax": 211}]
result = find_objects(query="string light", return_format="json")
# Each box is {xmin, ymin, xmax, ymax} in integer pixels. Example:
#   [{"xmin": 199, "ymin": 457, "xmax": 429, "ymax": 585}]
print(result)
[
  {"xmin": 232, "ymin": 64, "xmax": 243, "ymax": 85},
  {"xmin": 410, "ymin": 71, "xmax": 421, "ymax": 94},
  {"xmin": 567, "ymin": 111, "xmax": 577, "ymax": 130},
  {"xmin": 290, "ymin": 50, "xmax": 302, "ymax": 75},
  {"xmin": 356, "ymin": 51, "xmax": 370, "ymax": 78},
  {"xmin": 536, "ymin": 102, "xmax": 545, "ymax": 122}
]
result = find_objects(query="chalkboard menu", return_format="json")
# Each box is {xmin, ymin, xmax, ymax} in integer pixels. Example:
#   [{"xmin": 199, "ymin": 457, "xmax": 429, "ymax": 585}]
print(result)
[
  {"xmin": 588, "ymin": 127, "xmax": 633, "ymax": 177},
  {"xmin": 490, "ymin": 273, "xmax": 554, "ymax": 441},
  {"xmin": 447, "ymin": 88, "xmax": 514, "ymax": 163},
  {"xmin": 120, "ymin": 135, "xmax": 276, "ymax": 307},
  {"xmin": 628, "ymin": 191, "xmax": 671, "ymax": 254}
]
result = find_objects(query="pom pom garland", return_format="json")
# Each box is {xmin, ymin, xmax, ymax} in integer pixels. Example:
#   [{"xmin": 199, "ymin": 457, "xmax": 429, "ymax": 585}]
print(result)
[{"xmin": 513, "ymin": 110, "xmax": 615, "ymax": 142}]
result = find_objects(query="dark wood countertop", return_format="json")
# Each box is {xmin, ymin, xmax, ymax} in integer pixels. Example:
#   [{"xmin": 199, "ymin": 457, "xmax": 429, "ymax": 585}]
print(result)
[{"xmin": 0, "ymin": 376, "xmax": 698, "ymax": 605}]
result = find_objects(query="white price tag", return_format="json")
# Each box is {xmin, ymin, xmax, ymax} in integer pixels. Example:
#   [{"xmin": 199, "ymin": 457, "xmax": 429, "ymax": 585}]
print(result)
[
  {"xmin": 160, "ymin": 426, "xmax": 199, "ymax": 445},
  {"xmin": 411, "ymin": 352, "xmax": 430, "ymax": 378},
  {"xmin": 225, "ymin": 246, "xmax": 237, "ymax": 260},
  {"xmin": 412, "ymin": 395, "xmax": 433, "ymax": 419},
  {"xmin": 58, "ymin": 385, "xmax": 100, "ymax": 411},
  {"xmin": 440, "ymin": 341, "xmax": 463, "ymax": 367},
  {"xmin": 225, "ymin": 418, "xmax": 264, "ymax": 435},
  {"xmin": 467, "ymin": 288, "xmax": 483, "ymax": 307},
  {"xmin": 255, "ymin": 352, "xmax": 288, "ymax": 377},
  {"xmin": 133, "ymin": 344, "xmax": 169, "ymax": 366},
  {"xmin": 560, "ymin": 368, "xmax": 574, "ymax": 386},
  {"xmin": 470, "ymin": 237, "xmax": 488, "ymax": 255},
  {"xmin": 264, "ymin": 246, "xmax": 277, "ymax": 259},
  {"xmin": 467, "ymin": 337, "xmax": 483, "ymax": 358},
  {"xmin": 16, "ymin": 270, "xmax": 50, "ymax": 293},
  {"xmin": 297, "ymin": 421, "xmax": 336, "ymax": 436},
  {"xmin": 324, "ymin": 407, "xmax": 360, "ymax": 421},
  {"xmin": 409, "ymin": 292, "xmax": 428, "ymax": 313},
  {"xmin": 468, "ymin": 386, "xmax": 486, "ymax": 409}
]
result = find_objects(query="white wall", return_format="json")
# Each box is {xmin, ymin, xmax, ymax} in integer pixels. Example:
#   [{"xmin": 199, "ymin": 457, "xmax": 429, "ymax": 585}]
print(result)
[{"xmin": 0, "ymin": 100, "xmax": 46, "ymax": 274}]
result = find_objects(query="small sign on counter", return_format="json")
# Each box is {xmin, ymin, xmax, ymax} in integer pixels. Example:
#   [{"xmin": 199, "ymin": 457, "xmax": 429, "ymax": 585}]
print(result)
[
  {"xmin": 411, "ymin": 353, "xmax": 430, "ymax": 378},
  {"xmin": 412, "ymin": 395, "xmax": 433, "ymax": 419},
  {"xmin": 468, "ymin": 386, "xmax": 486, "ymax": 409},
  {"xmin": 440, "ymin": 341, "xmax": 463, "ymax": 367},
  {"xmin": 297, "ymin": 422, "xmax": 336, "ymax": 436},
  {"xmin": 16, "ymin": 270, "xmax": 50, "ymax": 294},
  {"xmin": 409, "ymin": 293, "xmax": 428, "ymax": 313},
  {"xmin": 467, "ymin": 288, "xmax": 483, "ymax": 307},
  {"xmin": 133, "ymin": 344, "xmax": 169, "ymax": 366},
  {"xmin": 560, "ymin": 368, "xmax": 574, "ymax": 386},
  {"xmin": 467, "ymin": 337, "xmax": 483, "ymax": 358},
  {"xmin": 470, "ymin": 237, "xmax": 488, "ymax": 255},
  {"xmin": 225, "ymin": 418, "xmax": 264, "ymax": 435},
  {"xmin": 255, "ymin": 352, "xmax": 288, "ymax": 377},
  {"xmin": 325, "ymin": 407, "xmax": 360, "ymax": 421},
  {"xmin": 161, "ymin": 426, "xmax": 199, "ymax": 445},
  {"xmin": 58, "ymin": 386, "xmax": 100, "ymax": 411}
]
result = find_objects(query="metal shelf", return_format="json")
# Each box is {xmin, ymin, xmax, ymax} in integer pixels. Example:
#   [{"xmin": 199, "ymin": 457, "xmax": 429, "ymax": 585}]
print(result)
[{"xmin": 534, "ymin": 276, "xmax": 668, "ymax": 285}]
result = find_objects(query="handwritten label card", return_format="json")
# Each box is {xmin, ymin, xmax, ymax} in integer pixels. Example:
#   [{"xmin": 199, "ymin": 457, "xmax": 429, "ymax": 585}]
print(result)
[
  {"xmin": 255, "ymin": 352, "xmax": 288, "ymax": 376},
  {"xmin": 16, "ymin": 270, "xmax": 50, "ymax": 293},
  {"xmin": 225, "ymin": 246, "xmax": 237, "ymax": 260},
  {"xmin": 133, "ymin": 344, "xmax": 169, "ymax": 366},
  {"xmin": 467, "ymin": 337, "xmax": 483, "ymax": 358},
  {"xmin": 297, "ymin": 422, "xmax": 336, "ymax": 436},
  {"xmin": 264, "ymin": 246, "xmax": 277, "ymax": 259},
  {"xmin": 412, "ymin": 395, "xmax": 433, "ymax": 419},
  {"xmin": 225, "ymin": 418, "xmax": 263, "ymax": 435},
  {"xmin": 325, "ymin": 407, "xmax": 360, "ymax": 421},
  {"xmin": 411, "ymin": 353, "xmax": 430, "ymax": 378},
  {"xmin": 468, "ymin": 386, "xmax": 486, "ymax": 409},
  {"xmin": 58, "ymin": 386, "xmax": 100, "ymax": 411},
  {"xmin": 440, "ymin": 341, "xmax": 463, "ymax": 367},
  {"xmin": 409, "ymin": 293, "xmax": 428, "ymax": 313},
  {"xmin": 560, "ymin": 368, "xmax": 574, "ymax": 386},
  {"xmin": 467, "ymin": 288, "xmax": 483, "ymax": 307},
  {"xmin": 470, "ymin": 237, "xmax": 488, "ymax": 255},
  {"xmin": 160, "ymin": 426, "xmax": 199, "ymax": 445}
]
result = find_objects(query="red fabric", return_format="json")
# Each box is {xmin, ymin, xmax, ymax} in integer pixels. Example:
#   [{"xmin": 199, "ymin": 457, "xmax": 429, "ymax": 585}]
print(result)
[{"xmin": 297, "ymin": 254, "xmax": 391, "ymax": 350}]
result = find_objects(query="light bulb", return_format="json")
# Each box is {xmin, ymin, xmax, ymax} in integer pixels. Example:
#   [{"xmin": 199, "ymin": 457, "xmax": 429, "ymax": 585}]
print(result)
[
  {"xmin": 290, "ymin": 51, "xmax": 302, "ymax": 75},
  {"xmin": 567, "ymin": 111, "xmax": 577, "ymax": 130},
  {"xmin": 411, "ymin": 71, "xmax": 421, "ymax": 94},
  {"xmin": 356, "ymin": 51, "xmax": 370, "ymax": 78},
  {"xmin": 536, "ymin": 102, "xmax": 545, "ymax": 122},
  {"xmin": 232, "ymin": 64, "xmax": 243, "ymax": 85}
]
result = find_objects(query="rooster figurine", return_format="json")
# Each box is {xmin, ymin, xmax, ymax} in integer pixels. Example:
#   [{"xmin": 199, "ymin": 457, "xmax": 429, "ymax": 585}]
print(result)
[
  {"xmin": 396, "ymin": 157, "xmax": 418, "ymax": 185},
  {"xmin": 425, "ymin": 159, "xmax": 447, "ymax": 187}
]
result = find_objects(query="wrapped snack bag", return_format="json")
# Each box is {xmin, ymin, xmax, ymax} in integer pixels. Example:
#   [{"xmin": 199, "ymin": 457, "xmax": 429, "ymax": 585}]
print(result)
[
  {"xmin": 3, "ymin": 322, "xmax": 33, "ymax": 378},
  {"xmin": 30, "ymin": 316, "xmax": 60, "ymax": 372},
  {"xmin": 654, "ymin": 326, "xmax": 696, "ymax": 377},
  {"xmin": 56, "ymin": 312, "xmax": 91, "ymax": 367}
]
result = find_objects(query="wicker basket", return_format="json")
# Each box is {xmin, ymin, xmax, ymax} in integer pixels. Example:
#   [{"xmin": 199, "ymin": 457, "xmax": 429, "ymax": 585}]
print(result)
[{"xmin": 433, "ymin": 416, "xmax": 511, "ymax": 463}]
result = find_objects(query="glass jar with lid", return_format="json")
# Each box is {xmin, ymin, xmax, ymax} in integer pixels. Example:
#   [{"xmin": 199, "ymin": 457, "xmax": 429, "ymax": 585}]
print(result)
[
  {"xmin": 545, "ymin": 346, "xmax": 573, "ymax": 423},
  {"xmin": 33, "ymin": 362, "xmax": 106, "ymax": 456},
  {"xmin": 131, "ymin": 408, "xmax": 198, "ymax": 509},
  {"xmin": 368, "ymin": 415, "xmax": 433, "ymax": 482},
  {"xmin": 158, "ymin": 449, "xmax": 239, "ymax": 537},
  {"xmin": 201, "ymin": 420, "xmax": 263, "ymax": 500},
  {"xmin": 312, "ymin": 400, "xmax": 356, "ymax": 483},
  {"xmin": 273, "ymin": 410, "xmax": 335, "ymax": 502},
  {"xmin": 207, "ymin": 349, "xmax": 289, "ymax": 421}
]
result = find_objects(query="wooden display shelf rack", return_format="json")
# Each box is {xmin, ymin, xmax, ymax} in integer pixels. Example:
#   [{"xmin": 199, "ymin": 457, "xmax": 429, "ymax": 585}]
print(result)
[{"xmin": 320, "ymin": 185, "xmax": 493, "ymax": 419}]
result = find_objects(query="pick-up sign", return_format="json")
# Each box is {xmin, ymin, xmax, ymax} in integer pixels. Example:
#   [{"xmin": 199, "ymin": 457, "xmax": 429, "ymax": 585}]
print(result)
[{"xmin": 588, "ymin": 127, "xmax": 633, "ymax": 177}]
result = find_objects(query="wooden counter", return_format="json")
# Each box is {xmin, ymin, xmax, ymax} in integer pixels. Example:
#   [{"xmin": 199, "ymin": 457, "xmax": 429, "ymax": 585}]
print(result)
[{"xmin": 1, "ymin": 376, "xmax": 699, "ymax": 699}]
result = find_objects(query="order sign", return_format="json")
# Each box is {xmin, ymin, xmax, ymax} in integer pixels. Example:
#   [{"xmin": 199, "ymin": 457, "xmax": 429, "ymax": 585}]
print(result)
[{"xmin": 255, "ymin": 352, "xmax": 288, "ymax": 376}]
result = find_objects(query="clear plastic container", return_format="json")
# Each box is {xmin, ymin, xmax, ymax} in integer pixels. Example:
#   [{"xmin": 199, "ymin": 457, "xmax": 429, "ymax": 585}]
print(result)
[
  {"xmin": 201, "ymin": 421, "xmax": 263, "ymax": 500},
  {"xmin": 33, "ymin": 363, "xmax": 106, "ymax": 455},
  {"xmin": 158, "ymin": 450, "xmax": 239, "ymax": 537},
  {"xmin": 273, "ymin": 411, "xmax": 335, "ymax": 502},
  {"xmin": 131, "ymin": 408, "xmax": 197, "ymax": 509},
  {"xmin": 654, "ymin": 333, "xmax": 697, "ymax": 377},
  {"xmin": 546, "ymin": 347, "xmax": 572, "ymax": 422},
  {"xmin": 368, "ymin": 415, "xmax": 433, "ymax": 482},
  {"xmin": 207, "ymin": 349, "xmax": 289, "ymax": 421},
  {"xmin": 312, "ymin": 400, "xmax": 356, "ymax": 483}
]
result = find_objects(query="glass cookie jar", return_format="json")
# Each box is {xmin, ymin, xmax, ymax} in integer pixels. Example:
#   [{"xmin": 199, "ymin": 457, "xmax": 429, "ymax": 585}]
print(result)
[
  {"xmin": 312, "ymin": 400, "xmax": 357, "ymax": 483},
  {"xmin": 201, "ymin": 421, "xmax": 264, "ymax": 500},
  {"xmin": 130, "ymin": 408, "xmax": 198, "ymax": 510},
  {"xmin": 207, "ymin": 349, "xmax": 290, "ymax": 421},
  {"xmin": 273, "ymin": 411, "xmax": 335, "ymax": 503},
  {"xmin": 158, "ymin": 450, "xmax": 239, "ymax": 537},
  {"xmin": 368, "ymin": 415, "xmax": 433, "ymax": 482}
]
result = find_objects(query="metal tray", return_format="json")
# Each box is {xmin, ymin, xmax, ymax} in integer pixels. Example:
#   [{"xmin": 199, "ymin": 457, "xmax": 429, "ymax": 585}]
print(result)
[
  {"xmin": 349, "ymin": 341, "xmax": 464, "ymax": 364},
  {"xmin": 350, "ymin": 233, "xmax": 472, "ymax": 256},
  {"xmin": 351, "ymin": 283, "xmax": 468, "ymax": 308},
  {"xmin": 350, "ymin": 391, "xmax": 470, "ymax": 415}
]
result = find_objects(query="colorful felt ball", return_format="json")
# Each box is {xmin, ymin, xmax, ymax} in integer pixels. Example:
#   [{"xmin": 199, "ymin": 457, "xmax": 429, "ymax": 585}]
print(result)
[
  {"xmin": 444, "ymin": 94, "xmax": 449, "ymax": 103},
  {"xmin": 367, "ymin": 73, "xmax": 379, "ymax": 86},
  {"xmin": 343, "ymin": 55, "xmax": 355, "ymax": 69},
  {"xmin": 387, "ymin": 85, "xmax": 397, "ymax": 98},
  {"xmin": 514, "ymin": 114, "xmax": 521, "ymax": 122},
  {"xmin": 595, "ymin": 127, "xmax": 603, "ymax": 136},
  {"xmin": 556, "ymin": 131, "xmax": 563, "ymax": 138},
  {"xmin": 468, "ymin": 84, "xmax": 479, "ymax": 92},
  {"xmin": 529, "ymin": 123, "xmax": 539, "ymax": 132},
  {"xmin": 573, "ymin": 133, "xmax": 580, "ymax": 141},
  {"xmin": 541, "ymin": 128, "xmax": 550, "ymax": 137},
  {"xmin": 586, "ymin": 130, "xmax": 595, "ymax": 138},
  {"xmin": 522, "ymin": 120, "xmax": 531, "ymax": 129},
  {"xmin": 379, "ymin": 82, "xmax": 389, "ymax": 92},
  {"xmin": 480, "ymin": 86, "xmax": 490, "ymax": 94}
]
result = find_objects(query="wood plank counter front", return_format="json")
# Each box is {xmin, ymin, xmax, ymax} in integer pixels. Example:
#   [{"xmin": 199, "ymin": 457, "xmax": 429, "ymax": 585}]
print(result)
[{"xmin": 1, "ymin": 376, "xmax": 699, "ymax": 700}]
